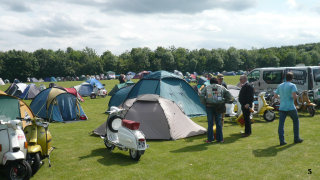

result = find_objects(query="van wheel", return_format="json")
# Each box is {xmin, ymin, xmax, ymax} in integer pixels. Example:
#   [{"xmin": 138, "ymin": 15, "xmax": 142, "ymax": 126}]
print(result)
[
  {"xmin": 263, "ymin": 110, "xmax": 275, "ymax": 122},
  {"xmin": 307, "ymin": 106, "xmax": 315, "ymax": 117}
]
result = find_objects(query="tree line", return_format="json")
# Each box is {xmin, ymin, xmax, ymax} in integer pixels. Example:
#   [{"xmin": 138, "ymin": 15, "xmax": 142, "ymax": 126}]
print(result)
[{"xmin": 1, "ymin": 43, "xmax": 320, "ymax": 82}]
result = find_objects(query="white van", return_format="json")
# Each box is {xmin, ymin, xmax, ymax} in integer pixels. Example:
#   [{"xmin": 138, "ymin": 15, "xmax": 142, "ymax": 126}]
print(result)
[{"xmin": 247, "ymin": 66, "xmax": 320, "ymax": 103}]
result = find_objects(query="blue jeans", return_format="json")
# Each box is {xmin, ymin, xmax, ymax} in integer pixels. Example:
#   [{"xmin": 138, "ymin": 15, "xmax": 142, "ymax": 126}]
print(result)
[
  {"xmin": 278, "ymin": 110, "xmax": 300, "ymax": 143},
  {"xmin": 206, "ymin": 107, "xmax": 223, "ymax": 142}
]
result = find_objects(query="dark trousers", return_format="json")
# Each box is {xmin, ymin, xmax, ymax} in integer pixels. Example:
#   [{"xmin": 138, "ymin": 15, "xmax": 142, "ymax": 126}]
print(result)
[{"xmin": 242, "ymin": 107, "xmax": 251, "ymax": 134}]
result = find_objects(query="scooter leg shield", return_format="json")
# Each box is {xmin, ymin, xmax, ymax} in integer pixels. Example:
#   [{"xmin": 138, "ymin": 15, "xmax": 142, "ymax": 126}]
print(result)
[{"xmin": 28, "ymin": 145, "xmax": 42, "ymax": 154}]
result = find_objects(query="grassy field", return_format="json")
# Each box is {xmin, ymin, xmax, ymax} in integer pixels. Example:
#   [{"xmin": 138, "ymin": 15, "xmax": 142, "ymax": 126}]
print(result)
[{"xmin": 0, "ymin": 76, "xmax": 319, "ymax": 180}]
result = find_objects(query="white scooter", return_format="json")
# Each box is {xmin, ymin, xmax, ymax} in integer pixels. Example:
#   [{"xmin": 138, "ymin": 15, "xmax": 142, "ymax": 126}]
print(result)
[
  {"xmin": 0, "ymin": 118, "xmax": 32, "ymax": 180},
  {"xmin": 102, "ymin": 107, "xmax": 148, "ymax": 161},
  {"xmin": 90, "ymin": 86, "xmax": 107, "ymax": 99}
]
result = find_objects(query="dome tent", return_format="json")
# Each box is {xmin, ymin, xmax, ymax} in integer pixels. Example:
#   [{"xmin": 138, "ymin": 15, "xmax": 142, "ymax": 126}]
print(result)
[
  {"xmin": 30, "ymin": 87, "xmax": 87, "ymax": 122},
  {"xmin": 108, "ymin": 70, "xmax": 206, "ymax": 117},
  {"xmin": 94, "ymin": 94, "xmax": 206, "ymax": 140},
  {"xmin": 74, "ymin": 78, "xmax": 104, "ymax": 97},
  {"xmin": 108, "ymin": 80, "xmax": 135, "ymax": 96},
  {"xmin": 0, "ymin": 94, "xmax": 34, "ymax": 128},
  {"xmin": 5, "ymin": 83, "xmax": 28, "ymax": 97},
  {"xmin": 5, "ymin": 83, "xmax": 40, "ymax": 100}
]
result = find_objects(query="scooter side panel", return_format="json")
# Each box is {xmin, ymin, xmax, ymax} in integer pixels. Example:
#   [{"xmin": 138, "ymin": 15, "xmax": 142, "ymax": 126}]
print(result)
[
  {"xmin": 118, "ymin": 127, "xmax": 137, "ymax": 149},
  {"xmin": 3, "ymin": 151, "xmax": 25, "ymax": 165},
  {"xmin": 0, "ymin": 127, "xmax": 10, "ymax": 165}
]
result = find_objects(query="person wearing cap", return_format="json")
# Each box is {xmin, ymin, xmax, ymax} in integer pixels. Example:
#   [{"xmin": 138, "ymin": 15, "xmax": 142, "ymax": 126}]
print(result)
[{"xmin": 217, "ymin": 74, "xmax": 227, "ymax": 89}]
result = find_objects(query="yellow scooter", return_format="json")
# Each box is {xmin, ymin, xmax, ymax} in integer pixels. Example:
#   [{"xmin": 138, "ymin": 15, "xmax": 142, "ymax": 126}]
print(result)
[
  {"xmin": 235, "ymin": 92, "xmax": 275, "ymax": 126},
  {"xmin": 23, "ymin": 117, "xmax": 54, "ymax": 175}
]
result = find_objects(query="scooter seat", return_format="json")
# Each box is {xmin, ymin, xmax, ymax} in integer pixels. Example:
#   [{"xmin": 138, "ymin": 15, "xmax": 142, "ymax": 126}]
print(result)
[{"xmin": 122, "ymin": 119, "xmax": 140, "ymax": 130}]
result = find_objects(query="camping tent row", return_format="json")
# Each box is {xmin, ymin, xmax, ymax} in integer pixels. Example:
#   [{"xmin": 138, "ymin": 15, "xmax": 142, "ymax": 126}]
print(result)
[
  {"xmin": 94, "ymin": 94, "xmax": 206, "ymax": 140},
  {"xmin": 108, "ymin": 70, "xmax": 206, "ymax": 117},
  {"xmin": 5, "ymin": 83, "xmax": 43, "ymax": 100},
  {"xmin": 30, "ymin": 87, "xmax": 87, "ymax": 122}
]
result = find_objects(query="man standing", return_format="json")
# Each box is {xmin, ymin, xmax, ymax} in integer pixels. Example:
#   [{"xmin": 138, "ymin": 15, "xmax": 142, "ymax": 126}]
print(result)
[
  {"xmin": 274, "ymin": 72, "xmax": 303, "ymax": 145},
  {"xmin": 217, "ymin": 74, "xmax": 227, "ymax": 125},
  {"xmin": 200, "ymin": 77, "xmax": 232, "ymax": 143},
  {"xmin": 238, "ymin": 75, "xmax": 254, "ymax": 137}
]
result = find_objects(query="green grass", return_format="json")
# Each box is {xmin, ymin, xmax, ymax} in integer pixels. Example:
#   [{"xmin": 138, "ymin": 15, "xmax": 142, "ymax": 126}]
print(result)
[{"xmin": 0, "ymin": 76, "xmax": 319, "ymax": 180}]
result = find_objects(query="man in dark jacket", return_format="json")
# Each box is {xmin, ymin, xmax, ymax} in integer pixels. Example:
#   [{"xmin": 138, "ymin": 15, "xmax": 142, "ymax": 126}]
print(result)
[{"xmin": 238, "ymin": 75, "xmax": 254, "ymax": 137}]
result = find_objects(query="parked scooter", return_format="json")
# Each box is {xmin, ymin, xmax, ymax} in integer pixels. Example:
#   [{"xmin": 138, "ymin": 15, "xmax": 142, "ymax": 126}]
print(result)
[
  {"xmin": 22, "ymin": 117, "xmax": 54, "ymax": 175},
  {"xmin": 0, "ymin": 118, "xmax": 32, "ymax": 180},
  {"xmin": 90, "ymin": 86, "xmax": 107, "ymax": 99},
  {"xmin": 294, "ymin": 90, "xmax": 316, "ymax": 116},
  {"xmin": 102, "ymin": 106, "xmax": 148, "ymax": 161},
  {"xmin": 235, "ymin": 92, "xmax": 275, "ymax": 123}
]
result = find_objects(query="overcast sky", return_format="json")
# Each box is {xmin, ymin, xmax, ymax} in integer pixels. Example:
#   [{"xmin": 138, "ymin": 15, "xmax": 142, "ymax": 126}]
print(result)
[{"xmin": 1, "ymin": 0, "xmax": 320, "ymax": 55}]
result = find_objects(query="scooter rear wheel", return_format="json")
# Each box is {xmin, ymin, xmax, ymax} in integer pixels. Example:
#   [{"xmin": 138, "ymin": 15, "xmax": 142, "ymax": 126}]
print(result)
[
  {"xmin": 6, "ymin": 160, "xmax": 32, "ymax": 180},
  {"xmin": 129, "ymin": 149, "xmax": 142, "ymax": 161}
]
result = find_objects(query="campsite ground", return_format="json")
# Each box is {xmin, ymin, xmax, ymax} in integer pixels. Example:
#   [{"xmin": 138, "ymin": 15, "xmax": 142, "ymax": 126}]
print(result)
[{"xmin": 0, "ymin": 76, "xmax": 319, "ymax": 180}]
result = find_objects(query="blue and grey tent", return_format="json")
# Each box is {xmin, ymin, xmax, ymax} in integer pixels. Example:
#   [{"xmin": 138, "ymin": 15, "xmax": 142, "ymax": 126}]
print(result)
[
  {"xmin": 30, "ymin": 87, "xmax": 87, "ymax": 122},
  {"xmin": 86, "ymin": 78, "xmax": 104, "ymax": 89},
  {"xmin": 74, "ymin": 78, "xmax": 104, "ymax": 97},
  {"xmin": 44, "ymin": 77, "xmax": 57, "ymax": 82},
  {"xmin": 108, "ymin": 70, "xmax": 206, "ymax": 117},
  {"xmin": 19, "ymin": 84, "xmax": 41, "ymax": 100}
]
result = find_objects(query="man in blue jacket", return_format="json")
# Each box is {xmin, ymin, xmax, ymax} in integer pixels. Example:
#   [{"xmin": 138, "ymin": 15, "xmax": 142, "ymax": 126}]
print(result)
[{"xmin": 274, "ymin": 72, "xmax": 303, "ymax": 145}]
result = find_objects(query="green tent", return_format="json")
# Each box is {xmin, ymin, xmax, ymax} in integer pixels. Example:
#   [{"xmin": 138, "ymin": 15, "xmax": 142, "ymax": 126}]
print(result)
[
  {"xmin": 0, "ymin": 94, "xmax": 34, "ymax": 122},
  {"xmin": 108, "ymin": 81, "xmax": 135, "ymax": 96}
]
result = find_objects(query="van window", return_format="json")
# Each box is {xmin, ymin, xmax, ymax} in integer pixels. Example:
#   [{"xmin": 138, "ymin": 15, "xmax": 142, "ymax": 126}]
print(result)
[
  {"xmin": 248, "ymin": 70, "xmax": 260, "ymax": 82},
  {"xmin": 287, "ymin": 69, "xmax": 306, "ymax": 85},
  {"xmin": 263, "ymin": 70, "xmax": 283, "ymax": 84},
  {"xmin": 313, "ymin": 68, "xmax": 320, "ymax": 82}
]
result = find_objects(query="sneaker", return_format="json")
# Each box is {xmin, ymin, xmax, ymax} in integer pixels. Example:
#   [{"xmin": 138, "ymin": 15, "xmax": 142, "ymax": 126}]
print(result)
[
  {"xmin": 280, "ymin": 141, "xmax": 287, "ymax": 146},
  {"xmin": 294, "ymin": 139, "xmax": 303, "ymax": 143},
  {"xmin": 205, "ymin": 140, "xmax": 213, "ymax": 143},
  {"xmin": 218, "ymin": 140, "xmax": 224, "ymax": 143}
]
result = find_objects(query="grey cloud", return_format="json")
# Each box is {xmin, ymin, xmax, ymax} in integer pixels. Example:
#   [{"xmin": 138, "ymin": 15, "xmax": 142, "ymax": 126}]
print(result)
[
  {"xmin": 0, "ymin": 0, "xmax": 31, "ymax": 12},
  {"xmin": 19, "ymin": 16, "xmax": 87, "ymax": 37},
  {"xmin": 54, "ymin": 0, "xmax": 256, "ymax": 14},
  {"xmin": 101, "ymin": 0, "xmax": 256, "ymax": 14}
]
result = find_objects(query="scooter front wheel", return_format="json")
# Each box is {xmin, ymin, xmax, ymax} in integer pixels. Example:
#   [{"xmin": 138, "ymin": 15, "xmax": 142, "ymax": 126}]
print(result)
[
  {"xmin": 129, "ymin": 149, "xmax": 142, "ymax": 161},
  {"xmin": 28, "ymin": 153, "xmax": 41, "ymax": 175},
  {"xmin": 263, "ymin": 110, "xmax": 275, "ymax": 122},
  {"xmin": 307, "ymin": 106, "xmax": 315, "ymax": 117},
  {"xmin": 6, "ymin": 160, "xmax": 32, "ymax": 180},
  {"xmin": 104, "ymin": 139, "xmax": 115, "ymax": 151}
]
